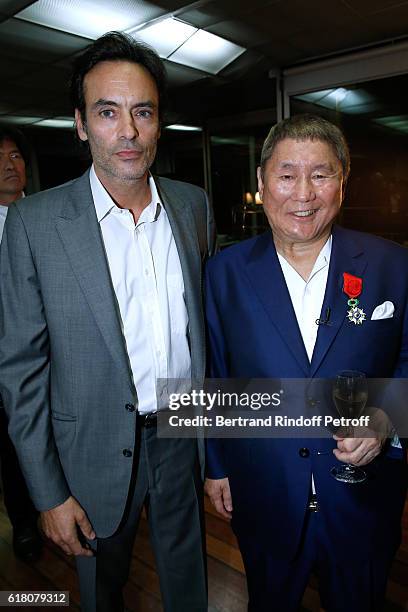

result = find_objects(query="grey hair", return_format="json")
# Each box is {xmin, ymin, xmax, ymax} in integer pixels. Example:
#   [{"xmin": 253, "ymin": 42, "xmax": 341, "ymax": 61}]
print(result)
[{"xmin": 260, "ymin": 114, "xmax": 350, "ymax": 186}]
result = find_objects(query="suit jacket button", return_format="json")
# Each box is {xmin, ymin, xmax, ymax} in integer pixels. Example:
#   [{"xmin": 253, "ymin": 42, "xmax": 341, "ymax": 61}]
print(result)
[
  {"xmin": 123, "ymin": 449, "xmax": 132, "ymax": 458},
  {"xmin": 125, "ymin": 403, "xmax": 135, "ymax": 412},
  {"xmin": 299, "ymin": 447, "xmax": 310, "ymax": 458}
]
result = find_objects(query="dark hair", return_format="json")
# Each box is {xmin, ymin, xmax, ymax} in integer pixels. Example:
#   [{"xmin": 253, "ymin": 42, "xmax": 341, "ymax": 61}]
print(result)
[
  {"xmin": 260, "ymin": 114, "xmax": 350, "ymax": 187},
  {"xmin": 0, "ymin": 125, "xmax": 30, "ymax": 165},
  {"xmin": 70, "ymin": 31, "xmax": 167, "ymax": 124}
]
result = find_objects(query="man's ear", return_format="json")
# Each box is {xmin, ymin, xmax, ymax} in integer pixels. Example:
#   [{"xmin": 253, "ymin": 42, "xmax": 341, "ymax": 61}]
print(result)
[
  {"xmin": 257, "ymin": 166, "xmax": 264, "ymax": 202},
  {"xmin": 75, "ymin": 109, "xmax": 88, "ymax": 142}
]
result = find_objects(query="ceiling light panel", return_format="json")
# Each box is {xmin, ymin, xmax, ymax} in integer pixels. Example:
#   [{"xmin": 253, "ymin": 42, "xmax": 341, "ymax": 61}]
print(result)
[
  {"xmin": 165, "ymin": 124, "xmax": 202, "ymax": 131},
  {"xmin": 296, "ymin": 90, "xmax": 337, "ymax": 103},
  {"xmin": 131, "ymin": 18, "xmax": 197, "ymax": 58},
  {"xmin": 16, "ymin": 0, "xmax": 164, "ymax": 40},
  {"xmin": 34, "ymin": 117, "xmax": 74, "ymax": 128},
  {"xmin": 296, "ymin": 88, "xmax": 377, "ymax": 115},
  {"xmin": 0, "ymin": 115, "xmax": 42, "ymax": 125},
  {"xmin": 374, "ymin": 116, "xmax": 408, "ymax": 134},
  {"xmin": 169, "ymin": 29, "xmax": 245, "ymax": 75}
]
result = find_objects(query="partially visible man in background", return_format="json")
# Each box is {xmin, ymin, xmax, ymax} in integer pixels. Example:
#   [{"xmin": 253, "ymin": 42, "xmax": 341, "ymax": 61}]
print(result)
[
  {"xmin": 0, "ymin": 125, "xmax": 42, "ymax": 562},
  {"xmin": 0, "ymin": 126, "xmax": 27, "ymax": 238}
]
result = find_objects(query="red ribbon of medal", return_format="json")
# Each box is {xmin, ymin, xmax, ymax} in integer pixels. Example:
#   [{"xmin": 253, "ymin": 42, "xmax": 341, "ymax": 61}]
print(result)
[
  {"xmin": 343, "ymin": 273, "xmax": 362, "ymax": 299},
  {"xmin": 343, "ymin": 273, "xmax": 366, "ymax": 325}
]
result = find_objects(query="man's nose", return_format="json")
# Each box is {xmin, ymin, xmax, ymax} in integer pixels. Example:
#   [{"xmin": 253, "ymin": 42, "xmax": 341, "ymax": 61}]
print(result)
[
  {"xmin": 119, "ymin": 113, "xmax": 139, "ymax": 140},
  {"xmin": 2, "ymin": 157, "xmax": 15, "ymax": 171},
  {"xmin": 292, "ymin": 176, "xmax": 315, "ymax": 202}
]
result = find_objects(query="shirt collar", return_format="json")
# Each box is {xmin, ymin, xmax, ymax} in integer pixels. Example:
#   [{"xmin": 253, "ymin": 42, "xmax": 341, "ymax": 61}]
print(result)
[
  {"xmin": 277, "ymin": 234, "xmax": 332, "ymax": 282},
  {"xmin": 310, "ymin": 234, "xmax": 332, "ymax": 277},
  {"xmin": 89, "ymin": 164, "xmax": 162, "ymax": 224}
]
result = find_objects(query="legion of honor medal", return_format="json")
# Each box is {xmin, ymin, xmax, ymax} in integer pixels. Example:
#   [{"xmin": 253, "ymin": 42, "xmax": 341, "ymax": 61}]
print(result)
[{"xmin": 343, "ymin": 272, "xmax": 366, "ymax": 325}]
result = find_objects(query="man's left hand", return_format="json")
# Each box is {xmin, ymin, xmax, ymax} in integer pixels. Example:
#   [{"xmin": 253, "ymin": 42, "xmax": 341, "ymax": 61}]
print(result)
[
  {"xmin": 333, "ymin": 407, "xmax": 394, "ymax": 466},
  {"xmin": 333, "ymin": 435, "xmax": 383, "ymax": 466}
]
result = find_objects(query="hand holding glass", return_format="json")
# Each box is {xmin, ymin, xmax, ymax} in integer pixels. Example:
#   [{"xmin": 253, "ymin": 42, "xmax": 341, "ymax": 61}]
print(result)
[{"xmin": 331, "ymin": 370, "xmax": 368, "ymax": 484}]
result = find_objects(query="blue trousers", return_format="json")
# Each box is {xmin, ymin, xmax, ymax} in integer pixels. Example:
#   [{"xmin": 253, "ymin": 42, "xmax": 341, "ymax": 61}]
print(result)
[{"xmin": 238, "ymin": 510, "xmax": 394, "ymax": 612}]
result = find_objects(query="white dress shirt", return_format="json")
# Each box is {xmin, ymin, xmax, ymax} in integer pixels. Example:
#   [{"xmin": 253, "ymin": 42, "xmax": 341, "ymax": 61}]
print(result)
[
  {"xmin": 277, "ymin": 236, "xmax": 332, "ymax": 362},
  {"xmin": 0, "ymin": 205, "xmax": 8, "ymax": 243},
  {"xmin": 278, "ymin": 237, "xmax": 332, "ymax": 495},
  {"xmin": 90, "ymin": 166, "xmax": 191, "ymax": 414}
]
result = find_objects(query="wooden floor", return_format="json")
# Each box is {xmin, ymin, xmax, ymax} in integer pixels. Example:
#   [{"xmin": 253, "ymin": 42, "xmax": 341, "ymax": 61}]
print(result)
[{"xmin": 0, "ymin": 495, "xmax": 407, "ymax": 611}]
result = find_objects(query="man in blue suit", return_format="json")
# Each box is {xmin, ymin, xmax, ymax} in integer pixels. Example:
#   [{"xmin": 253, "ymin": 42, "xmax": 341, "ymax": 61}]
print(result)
[{"xmin": 205, "ymin": 114, "xmax": 407, "ymax": 612}]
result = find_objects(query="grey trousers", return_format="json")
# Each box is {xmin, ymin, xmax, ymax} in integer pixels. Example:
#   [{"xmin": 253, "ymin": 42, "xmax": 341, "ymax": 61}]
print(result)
[{"xmin": 76, "ymin": 425, "xmax": 207, "ymax": 612}]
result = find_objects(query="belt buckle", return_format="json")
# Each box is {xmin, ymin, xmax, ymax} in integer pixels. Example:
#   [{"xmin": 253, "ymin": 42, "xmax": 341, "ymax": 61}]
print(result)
[{"xmin": 144, "ymin": 412, "xmax": 157, "ymax": 428}]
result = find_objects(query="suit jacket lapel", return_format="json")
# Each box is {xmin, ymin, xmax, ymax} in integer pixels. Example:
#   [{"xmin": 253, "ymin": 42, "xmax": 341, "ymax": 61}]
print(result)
[
  {"xmin": 245, "ymin": 232, "xmax": 311, "ymax": 376},
  {"xmin": 155, "ymin": 177, "xmax": 204, "ymax": 380},
  {"xmin": 55, "ymin": 172, "xmax": 133, "ymax": 391},
  {"xmin": 310, "ymin": 225, "xmax": 368, "ymax": 376}
]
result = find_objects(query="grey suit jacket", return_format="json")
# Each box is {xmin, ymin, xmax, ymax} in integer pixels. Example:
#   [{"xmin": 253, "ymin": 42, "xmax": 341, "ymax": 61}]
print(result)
[{"xmin": 0, "ymin": 170, "xmax": 216, "ymax": 537}]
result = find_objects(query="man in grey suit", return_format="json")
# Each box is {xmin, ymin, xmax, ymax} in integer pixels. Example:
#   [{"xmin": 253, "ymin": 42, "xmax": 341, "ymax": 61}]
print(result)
[{"xmin": 0, "ymin": 32, "xmax": 215, "ymax": 611}]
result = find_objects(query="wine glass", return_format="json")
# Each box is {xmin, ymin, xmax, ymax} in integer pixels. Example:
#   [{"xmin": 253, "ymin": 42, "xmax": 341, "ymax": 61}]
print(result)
[{"xmin": 331, "ymin": 370, "xmax": 368, "ymax": 484}]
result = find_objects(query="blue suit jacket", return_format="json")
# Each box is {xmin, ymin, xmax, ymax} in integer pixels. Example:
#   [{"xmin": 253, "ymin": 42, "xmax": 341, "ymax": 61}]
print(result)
[{"xmin": 205, "ymin": 225, "xmax": 407, "ymax": 561}]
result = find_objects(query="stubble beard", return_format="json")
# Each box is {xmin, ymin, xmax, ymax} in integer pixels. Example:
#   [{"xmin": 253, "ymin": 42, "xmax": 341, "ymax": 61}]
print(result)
[{"xmin": 89, "ymin": 134, "xmax": 157, "ymax": 184}]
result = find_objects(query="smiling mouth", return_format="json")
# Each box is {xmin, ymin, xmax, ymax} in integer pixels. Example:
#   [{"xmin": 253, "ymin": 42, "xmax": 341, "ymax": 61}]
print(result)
[{"xmin": 292, "ymin": 209, "xmax": 318, "ymax": 217}]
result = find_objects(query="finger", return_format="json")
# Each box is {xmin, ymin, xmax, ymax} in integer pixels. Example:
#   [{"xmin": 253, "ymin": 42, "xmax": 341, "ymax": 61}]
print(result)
[
  {"xmin": 333, "ymin": 447, "xmax": 347, "ymax": 462},
  {"xmin": 334, "ymin": 440, "xmax": 380, "ymax": 465},
  {"xmin": 65, "ymin": 534, "xmax": 94, "ymax": 557},
  {"xmin": 211, "ymin": 494, "xmax": 232, "ymax": 519},
  {"xmin": 333, "ymin": 426, "xmax": 348, "ymax": 440},
  {"xmin": 333, "ymin": 447, "xmax": 359, "ymax": 464},
  {"xmin": 222, "ymin": 486, "xmax": 233, "ymax": 512},
  {"xmin": 59, "ymin": 543, "xmax": 74, "ymax": 556},
  {"xmin": 215, "ymin": 503, "xmax": 232, "ymax": 520},
  {"xmin": 336, "ymin": 437, "xmax": 364, "ymax": 453},
  {"xmin": 351, "ymin": 443, "xmax": 381, "ymax": 466},
  {"xmin": 77, "ymin": 513, "xmax": 96, "ymax": 540}
]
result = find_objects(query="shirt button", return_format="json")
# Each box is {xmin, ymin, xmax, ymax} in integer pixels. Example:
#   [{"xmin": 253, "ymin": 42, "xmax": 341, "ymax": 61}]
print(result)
[
  {"xmin": 145, "ymin": 269, "xmax": 149, "ymax": 276},
  {"xmin": 125, "ymin": 403, "xmax": 135, "ymax": 412},
  {"xmin": 123, "ymin": 449, "xmax": 133, "ymax": 458},
  {"xmin": 299, "ymin": 447, "xmax": 310, "ymax": 458}
]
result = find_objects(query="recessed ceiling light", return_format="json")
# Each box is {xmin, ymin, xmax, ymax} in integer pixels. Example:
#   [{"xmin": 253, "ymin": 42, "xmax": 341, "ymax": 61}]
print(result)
[
  {"xmin": 0, "ymin": 115, "xmax": 75, "ymax": 128},
  {"xmin": 169, "ymin": 29, "xmax": 245, "ymax": 75},
  {"xmin": 296, "ymin": 88, "xmax": 376, "ymax": 114},
  {"xmin": 374, "ymin": 115, "xmax": 408, "ymax": 133},
  {"xmin": 34, "ymin": 117, "xmax": 74, "ymax": 129},
  {"xmin": 130, "ymin": 18, "xmax": 197, "ymax": 58},
  {"xmin": 165, "ymin": 124, "xmax": 202, "ymax": 132},
  {"xmin": 131, "ymin": 17, "xmax": 245, "ymax": 74},
  {"xmin": 16, "ymin": 0, "xmax": 163, "ymax": 40},
  {"xmin": 0, "ymin": 116, "xmax": 41, "ymax": 125}
]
